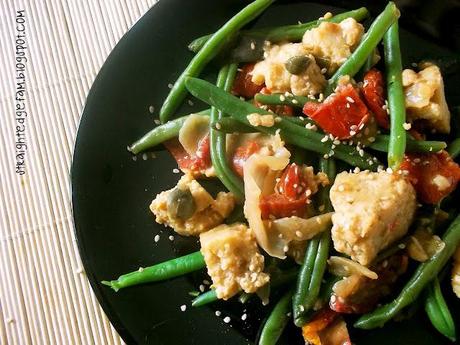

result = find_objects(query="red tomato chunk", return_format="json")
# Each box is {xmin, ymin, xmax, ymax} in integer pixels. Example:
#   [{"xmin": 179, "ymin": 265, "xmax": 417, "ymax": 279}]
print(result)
[
  {"xmin": 303, "ymin": 84, "xmax": 370, "ymax": 139},
  {"xmin": 232, "ymin": 63, "xmax": 264, "ymax": 99},
  {"xmin": 232, "ymin": 140, "xmax": 260, "ymax": 177},
  {"xmin": 400, "ymin": 151, "xmax": 460, "ymax": 204},
  {"xmin": 361, "ymin": 69, "xmax": 390, "ymax": 129},
  {"xmin": 164, "ymin": 135, "xmax": 211, "ymax": 173},
  {"xmin": 302, "ymin": 308, "xmax": 351, "ymax": 345},
  {"xmin": 259, "ymin": 163, "xmax": 313, "ymax": 219}
]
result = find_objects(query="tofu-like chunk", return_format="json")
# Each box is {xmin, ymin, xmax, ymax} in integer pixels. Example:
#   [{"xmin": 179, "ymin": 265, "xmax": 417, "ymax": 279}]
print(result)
[
  {"xmin": 402, "ymin": 65, "xmax": 450, "ymax": 133},
  {"xmin": 330, "ymin": 171, "xmax": 416, "ymax": 266},
  {"xmin": 302, "ymin": 18, "xmax": 364, "ymax": 74},
  {"xmin": 150, "ymin": 174, "xmax": 235, "ymax": 236},
  {"xmin": 251, "ymin": 42, "xmax": 326, "ymax": 96},
  {"xmin": 200, "ymin": 223, "xmax": 270, "ymax": 300}
]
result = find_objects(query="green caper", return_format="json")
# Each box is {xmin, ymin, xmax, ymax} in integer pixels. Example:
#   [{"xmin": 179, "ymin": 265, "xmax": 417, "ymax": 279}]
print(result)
[
  {"xmin": 285, "ymin": 55, "xmax": 311, "ymax": 75},
  {"xmin": 315, "ymin": 56, "xmax": 331, "ymax": 70},
  {"xmin": 167, "ymin": 187, "xmax": 196, "ymax": 220}
]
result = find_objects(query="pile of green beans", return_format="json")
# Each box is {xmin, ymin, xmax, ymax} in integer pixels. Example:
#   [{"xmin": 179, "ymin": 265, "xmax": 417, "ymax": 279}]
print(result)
[
  {"xmin": 383, "ymin": 21, "xmax": 407, "ymax": 171},
  {"xmin": 258, "ymin": 289, "xmax": 294, "ymax": 345},
  {"xmin": 325, "ymin": 2, "xmax": 400, "ymax": 95},
  {"xmin": 159, "ymin": 0, "xmax": 274, "ymax": 123},
  {"xmin": 101, "ymin": 251, "xmax": 205, "ymax": 291},
  {"xmin": 292, "ymin": 158, "xmax": 335, "ymax": 327},
  {"xmin": 188, "ymin": 8, "xmax": 369, "ymax": 53},
  {"xmin": 355, "ymin": 213, "xmax": 460, "ymax": 329},
  {"xmin": 185, "ymin": 77, "xmax": 380, "ymax": 170},
  {"xmin": 209, "ymin": 64, "xmax": 245, "ymax": 200},
  {"xmin": 424, "ymin": 277, "xmax": 456, "ymax": 341}
]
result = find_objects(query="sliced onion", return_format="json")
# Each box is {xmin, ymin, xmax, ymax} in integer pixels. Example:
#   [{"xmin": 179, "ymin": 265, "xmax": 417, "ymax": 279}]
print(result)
[
  {"xmin": 178, "ymin": 114, "xmax": 209, "ymax": 156},
  {"xmin": 328, "ymin": 256, "xmax": 378, "ymax": 280}
]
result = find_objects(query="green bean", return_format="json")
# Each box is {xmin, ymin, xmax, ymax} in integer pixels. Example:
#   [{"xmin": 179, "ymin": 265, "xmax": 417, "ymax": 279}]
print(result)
[
  {"xmin": 214, "ymin": 117, "xmax": 257, "ymax": 133},
  {"xmin": 192, "ymin": 267, "xmax": 299, "ymax": 307},
  {"xmin": 355, "ymin": 212, "xmax": 460, "ymax": 329},
  {"xmin": 325, "ymin": 2, "xmax": 400, "ymax": 95},
  {"xmin": 369, "ymin": 135, "xmax": 446, "ymax": 153},
  {"xmin": 254, "ymin": 93, "xmax": 309, "ymax": 108},
  {"xmin": 192, "ymin": 289, "xmax": 218, "ymax": 307},
  {"xmin": 258, "ymin": 289, "xmax": 294, "ymax": 345},
  {"xmin": 185, "ymin": 77, "xmax": 380, "ymax": 169},
  {"xmin": 424, "ymin": 277, "xmax": 456, "ymax": 341},
  {"xmin": 128, "ymin": 109, "xmax": 210, "ymax": 154},
  {"xmin": 293, "ymin": 158, "xmax": 335, "ymax": 327},
  {"xmin": 159, "ymin": 0, "xmax": 274, "ymax": 123},
  {"xmin": 383, "ymin": 21, "xmax": 406, "ymax": 171},
  {"xmin": 448, "ymin": 138, "xmax": 460, "ymax": 159},
  {"xmin": 188, "ymin": 8, "xmax": 369, "ymax": 53},
  {"xmin": 210, "ymin": 64, "xmax": 245, "ymax": 200},
  {"xmin": 101, "ymin": 251, "xmax": 205, "ymax": 292}
]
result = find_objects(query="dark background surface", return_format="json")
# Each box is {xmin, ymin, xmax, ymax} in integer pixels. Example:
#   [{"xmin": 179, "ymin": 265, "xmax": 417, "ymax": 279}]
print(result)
[{"xmin": 71, "ymin": 1, "xmax": 460, "ymax": 344}]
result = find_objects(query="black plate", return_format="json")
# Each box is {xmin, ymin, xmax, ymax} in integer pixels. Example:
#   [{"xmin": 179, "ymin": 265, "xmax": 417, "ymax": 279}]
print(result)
[{"xmin": 71, "ymin": 1, "xmax": 460, "ymax": 344}]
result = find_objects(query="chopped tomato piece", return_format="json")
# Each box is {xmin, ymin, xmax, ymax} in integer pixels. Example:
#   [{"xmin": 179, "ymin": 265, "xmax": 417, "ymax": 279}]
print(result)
[
  {"xmin": 302, "ymin": 308, "xmax": 351, "ymax": 345},
  {"xmin": 260, "ymin": 194, "xmax": 307, "ymax": 219},
  {"xmin": 362, "ymin": 69, "xmax": 389, "ymax": 129},
  {"xmin": 259, "ymin": 163, "xmax": 317, "ymax": 219},
  {"xmin": 254, "ymin": 87, "xmax": 294, "ymax": 116},
  {"xmin": 232, "ymin": 63, "xmax": 264, "ymax": 99},
  {"xmin": 164, "ymin": 135, "xmax": 211, "ymax": 173},
  {"xmin": 232, "ymin": 140, "xmax": 260, "ymax": 177},
  {"xmin": 400, "ymin": 151, "xmax": 460, "ymax": 204},
  {"xmin": 303, "ymin": 84, "xmax": 370, "ymax": 139}
]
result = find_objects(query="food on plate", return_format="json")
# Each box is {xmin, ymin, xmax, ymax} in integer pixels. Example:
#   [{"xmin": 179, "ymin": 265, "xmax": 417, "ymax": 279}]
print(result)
[{"xmin": 103, "ymin": 1, "xmax": 460, "ymax": 344}]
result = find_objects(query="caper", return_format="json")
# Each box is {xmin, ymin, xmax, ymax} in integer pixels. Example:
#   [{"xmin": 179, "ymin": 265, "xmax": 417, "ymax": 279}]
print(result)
[
  {"xmin": 167, "ymin": 187, "xmax": 196, "ymax": 220},
  {"xmin": 285, "ymin": 55, "xmax": 311, "ymax": 75},
  {"xmin": 315, "ymin": 56, "xmax": 331, "ymax": 70}
]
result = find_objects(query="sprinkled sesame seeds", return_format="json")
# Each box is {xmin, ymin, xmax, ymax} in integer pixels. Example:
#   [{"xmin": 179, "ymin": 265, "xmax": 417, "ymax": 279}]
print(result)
[
  {"xmin": 223, "ymin": 316, "xmax": 231, "ymax": 323},
  {"xmin": 346, "ymin": 103, "xmax": 350, "ymax": 108},
  {"xmin": 168, "ymin": 83, "xmax": 173, "ymax": 89},
  {"xmin": 215, "ymin": 310, "xmax": 221, "ymax": 316},
  {"xmin": 180, "ymin": 305, "xmax": 187, "ymax": 312},
  {"xmin": 321, "ymin": 67, "xmax": 327, "ymax": 74},
  {"xmin": 199, "ymin": 284, "xmax": 205, "ymax": 292},
  {"xmin": 154, "ymin": 235, "xmax": 160, "ymax": 242},
  {"xmin": 149, "ymin": 105, "xmax": 155, "ymax": 114},
  {"xmin": 338, "ymin": 185, "xmax": 345, "ymax": 192},
  {"xmin": 241, "ymin": 313, "xmax": 248, "ymax": 321},
  {"xmin": 132, "ymin": 156, "xmax": 137, "ymax": 161},
  {"xmin": 403, "ymin": 122, "xmax": 411, "ymax": 130},
  {"xmin": 169, "ymin": 235, "xmax": 175, "ymax": 241},
  {"xmin": 250, "ymin": 42, "xmax": 256, "ymax": 50},
  {"xmin": 279, "ymin": 95, "xmax": 286, "ymax": 101},
  {"xmin": 215, "ymin": 122, "xmax": 222, "ymax": 130},
  {"xmin": 291, "ymin": 99, "xmax": 299, "ymax": 104},
  {"xmin": 346, "ymin": 96, "xmax": 355, "ymax": 103},
  {"xmin": 296, "ymin": 231, "xmax": 303, "ymax": 237},
  {"xmin": 154, "ymin": 119, "xmax": 161, "ymax": 125},
  {"xmin": 321, "ymin": 135, "xmax": 329, "ymax": 143},
  {"xmin": 173, "ymin": 168, "xmax": 180, "ymax": 174},
  {"xmin": 142, "ymin": 153, "xmax": 148, "ymax": 160}
]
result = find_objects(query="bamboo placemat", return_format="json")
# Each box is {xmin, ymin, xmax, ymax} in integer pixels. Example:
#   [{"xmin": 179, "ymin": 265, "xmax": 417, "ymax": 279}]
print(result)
[{"xmin": 0, "ymin": 1, "xmax": 157, "ymax": 344}]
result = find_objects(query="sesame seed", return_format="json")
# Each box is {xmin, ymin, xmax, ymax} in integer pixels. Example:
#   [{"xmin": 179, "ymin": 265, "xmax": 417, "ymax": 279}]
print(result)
[
  {"xmin": 149, "ymin": 105, "xmax": 155, "ymax": 114},
  {"xmin": 199, "ymin": 284, "xmax": 205, "ymax": 292},
  {"xmin": 180, "ymin": 305, "xmax": 187, "ymax": 312},
  {"xmin": 296, "ymin": 231, "xmax": 303, "ymax": 237},
  {"xmin": 168, "ymin": 83, "xmax": 173, "ymax": 89},
  {"xmin": 283, "ymin": 245, "xmax": 289, "ymax": 252},
  {"xmin": 241, "ymin": 313, "xmax": 248, "ymax": 321},
  {"xmin": 280, "ymin": 95, "xmax": 286, "ymax": 101},
  {"xmin": 386, "ymin": 167, "xmax": 393, "ymax": 174},
  {"xmin": 368, "ymin": 137, "xmax": 375, "ymax": 142},
  {"xmin": 154, "ymin": 119, "xmax": 161, "ymax": 125},
  {"xmin": 299, "ymin": 305, "xmax": 305, "ymax": 312},
  {"xmin": 354, "ymin": 167, "xmax": 361, "ymax": 173},
  {"xmin": 138, "ymin": 267, "xmax": 144, "ymax": 272},
  {"xmin": 346, "ymin": 96, "xmax": 355, "ymax": 103},
  {"xmin": 318, "ymin": 205, "xmax": 325, "ymax": 212},
  {"xmin": 203, "ymin": 280, "xmax": 211, "ymax": 285},
  {"xmin": 398, "ymin": 243, "xmax": 406, "ymax": 249},
  {"xmin": 169, "ymin": 235, "xmax": 175, "ymax": 241},
  {"xmin": 187, "ymin": 99, "xmax": 194, "ymax": 106},
  {"xmin": 333, "ymin": 139, "xmax": 341, "ymax": 145},
  {"xmin": 403, "ymin": 122, "xmax": 411, "ymax": 130},
  {"xmin": 291, "ymin": 99, "xmax": 298, "ymax": 104},
  {"xmin": 223, "ymin": 316, "xmax": 231, "ymax": 323},
  {"xmin": 215, "ymin": 310, "xmax": 221, "ymax": 316},
  {"xmin": 323, "ymin": 154, "xmax": 329, "ymax": 159},
  {"xmin": 215, "ymin": 122, "xmax": 222, "ymax": 130},
  {"xmin": 250, "ymin": 42, "xmax": 256, "ymax": 50},
  {"xmin": 321, "ymin": 135, "xmax": 329, "ymax": 143},
  {"xmin": 154, "ymin": 235, "xmax": 160, "ymax": 242},
  {"xmin": 338, "ymin": 185, "xmax": 345, "ymax": 192},
  {"xmin": 346, "ymin": 103, "xmax": 350, "ymax": 108},
  {"xmin": 321, "ymin": 67, "xmax": 327, "ymax": 74},
  {"xmin": 173, "ymin": 168, "xmax": 180, "ymax": 174},
  {"xmin": 132, "ymin": 156, "xmax": 137, "ymax": 161}
]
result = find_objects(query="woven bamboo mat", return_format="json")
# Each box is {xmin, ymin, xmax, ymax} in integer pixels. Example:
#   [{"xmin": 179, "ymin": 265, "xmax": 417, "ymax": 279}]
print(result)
[{"xmin": 0, "ymin": 1, "xmax": 157, "ymax": 344}]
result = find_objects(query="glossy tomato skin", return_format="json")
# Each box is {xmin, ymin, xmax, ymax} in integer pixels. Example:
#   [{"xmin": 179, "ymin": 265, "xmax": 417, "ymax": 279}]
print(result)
[
  {"xmin": 164, "ymin": 135, "xmax": 211, "ymax": 173},
  {"xmin": 303, "ymin": 84, "xmax": 369, "ymax": 139},
  {"xmin": 400, "ymin": 151, "xmax": 460, "ymax": 204},
  {"xmin": 232, "ymin": 140, "xmax": 260, "ymax": 177},
  {"xmin": 232, "ymin": 63, "xmax": 264, "ymax": 99},
  {"xmin": 259, "ymin": 163, "xmax": 313, "ymax": 219},
  {"xmin": 361, "ymin": 69, "xmax": 390, "ymax": 129}
]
